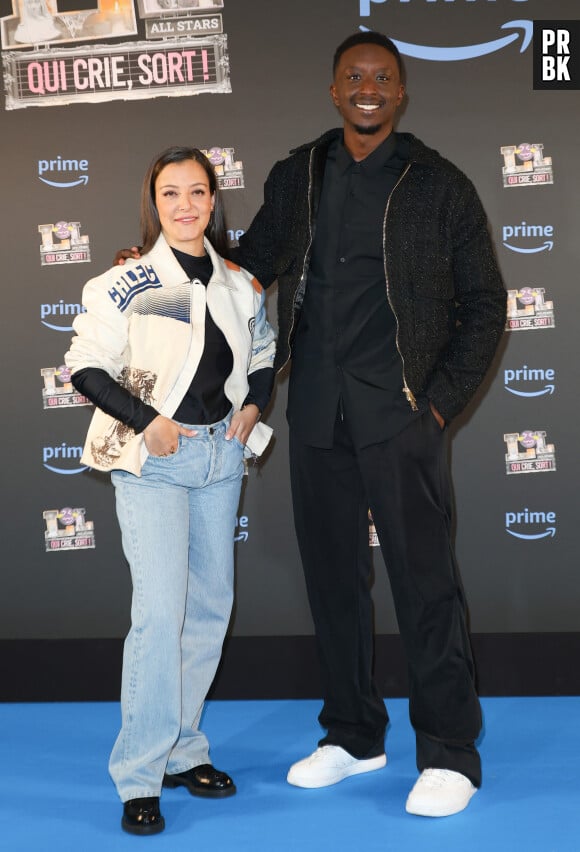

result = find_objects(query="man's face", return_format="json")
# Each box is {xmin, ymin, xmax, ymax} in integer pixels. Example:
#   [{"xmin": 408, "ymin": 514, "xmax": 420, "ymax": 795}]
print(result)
[{"xmin": 330, "ymin": 43, "xmax": 404, "ymax": 138}]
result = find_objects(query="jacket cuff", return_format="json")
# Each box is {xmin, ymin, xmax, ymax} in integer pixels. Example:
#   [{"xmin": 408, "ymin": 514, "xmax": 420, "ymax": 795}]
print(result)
[{"xmin": 244, "ymin": 367, "xmax": 274, "ymax": 414}]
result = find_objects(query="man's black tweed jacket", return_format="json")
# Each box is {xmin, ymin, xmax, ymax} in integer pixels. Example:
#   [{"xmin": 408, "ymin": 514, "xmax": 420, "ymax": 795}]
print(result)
[{"xmin": 236, "ymin": 128, "xmax": 506, "ymax": 422}]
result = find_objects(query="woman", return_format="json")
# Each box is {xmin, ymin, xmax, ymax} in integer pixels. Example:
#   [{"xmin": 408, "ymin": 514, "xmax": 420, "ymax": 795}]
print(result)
[{"xmin": 65, "ymin": 146, "xmax": 276, "ymax": 835}]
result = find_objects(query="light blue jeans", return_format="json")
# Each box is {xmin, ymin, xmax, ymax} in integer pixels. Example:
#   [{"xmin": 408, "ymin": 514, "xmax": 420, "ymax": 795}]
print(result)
[{"xmin": 109, "ymin": 413, "xmax": 244, "ymax": 802}]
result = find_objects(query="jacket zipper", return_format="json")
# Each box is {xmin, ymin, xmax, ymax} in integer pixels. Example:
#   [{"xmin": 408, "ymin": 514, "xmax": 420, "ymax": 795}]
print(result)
[
  {"xmin": 277, "ymin": 147, "xmax": 316, "ymax": 374},
  {"xmin": 383, "ymin": 162, "xmax": 418, "ymax": 411}
]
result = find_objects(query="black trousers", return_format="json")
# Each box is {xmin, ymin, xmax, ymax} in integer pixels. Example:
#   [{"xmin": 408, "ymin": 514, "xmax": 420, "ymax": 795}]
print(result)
[{"xmin": 289, "ymin": 409, "xmax": 482, "ymax": 787}]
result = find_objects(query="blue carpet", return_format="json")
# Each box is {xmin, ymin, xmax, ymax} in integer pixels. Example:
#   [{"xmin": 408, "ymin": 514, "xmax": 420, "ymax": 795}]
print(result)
[{"xmin": 0, "ymin": 697, "xmax": 577, "ymax": 851}]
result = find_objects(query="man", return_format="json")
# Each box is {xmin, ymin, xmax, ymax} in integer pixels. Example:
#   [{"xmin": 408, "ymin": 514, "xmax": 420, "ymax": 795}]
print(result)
[{"xmin": 234, "ymin": 31, "xmax": 506, "ymax": 817}]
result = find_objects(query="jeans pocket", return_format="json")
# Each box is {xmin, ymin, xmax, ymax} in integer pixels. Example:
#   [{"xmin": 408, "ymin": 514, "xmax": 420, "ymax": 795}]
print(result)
[{"xmin": 146, "ymin": 434, "xmax": 185, "ymax": 464}]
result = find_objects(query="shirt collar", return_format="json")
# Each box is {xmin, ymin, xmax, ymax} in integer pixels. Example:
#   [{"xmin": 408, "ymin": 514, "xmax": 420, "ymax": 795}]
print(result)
[{"xmin": 334, "ymin": 131, "xmax": 398, "ymax": 176}]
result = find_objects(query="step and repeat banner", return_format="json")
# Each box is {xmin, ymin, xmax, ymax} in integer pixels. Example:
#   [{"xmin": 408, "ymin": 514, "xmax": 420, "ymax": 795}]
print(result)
[{"xmin": 0, "ymin": 1, "xmax": 578, "ymax": 659}]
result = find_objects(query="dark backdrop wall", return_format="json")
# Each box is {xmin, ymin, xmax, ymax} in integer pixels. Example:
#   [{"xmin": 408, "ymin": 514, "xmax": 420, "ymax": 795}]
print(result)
[{"xmin": 1, "ymin": 0, "xmax": 578, "ymax": 699}]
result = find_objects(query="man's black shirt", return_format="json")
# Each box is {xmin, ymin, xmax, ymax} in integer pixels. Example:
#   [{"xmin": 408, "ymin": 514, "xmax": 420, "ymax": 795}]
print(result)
[{"xmin": 287, "ymin": 132, "xmax": 427, "ymax": 448}]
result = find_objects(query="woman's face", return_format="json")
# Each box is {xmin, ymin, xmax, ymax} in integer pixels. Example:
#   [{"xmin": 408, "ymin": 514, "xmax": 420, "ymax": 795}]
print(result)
[{"xmin": 155, "ymin": 159, "xmax": 214, "ymax": 255}]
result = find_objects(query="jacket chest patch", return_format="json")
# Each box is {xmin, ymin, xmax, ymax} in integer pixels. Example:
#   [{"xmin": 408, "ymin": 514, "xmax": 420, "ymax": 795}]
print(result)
[{"xmin": 108, "ymin": 264, "xmax": 162, "ymax": 311}]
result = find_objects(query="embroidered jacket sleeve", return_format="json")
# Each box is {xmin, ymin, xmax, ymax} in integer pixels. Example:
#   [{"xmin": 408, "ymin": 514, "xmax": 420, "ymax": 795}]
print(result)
[
  {"xmin": 71, "ymin": 367, "xmax": 159, "ymax": 433},
  {"xmin": 243, "ymin": 285, "xmax": 276, "ymax": 411}
]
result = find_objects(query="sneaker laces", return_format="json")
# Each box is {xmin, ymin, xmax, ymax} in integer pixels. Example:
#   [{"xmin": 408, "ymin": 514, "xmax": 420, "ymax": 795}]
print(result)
[
  {"xmin": 420, "ymin": 768, "xmax": 460, "ymax": 788},
  {"xmin": 306, "ymin": 746, "xmax": 349, "ymax": 766},
  {"xmin": 301, "ymin": 747, "xmax": 330, "ymax": 765}
]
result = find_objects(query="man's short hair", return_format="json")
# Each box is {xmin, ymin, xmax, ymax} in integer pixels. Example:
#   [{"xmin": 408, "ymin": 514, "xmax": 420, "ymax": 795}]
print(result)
[{"xmin": 333, "ymin": 31, "xmax": 403, "ymax": 77}]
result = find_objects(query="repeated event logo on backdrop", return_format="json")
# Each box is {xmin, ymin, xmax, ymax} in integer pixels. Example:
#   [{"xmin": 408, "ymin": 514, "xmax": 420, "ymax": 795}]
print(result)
[
  {"xmin": 41, "ymin": 298, "xmax": 85, "ymax": 332},
  {"xmin": 500, "ymin": 143, "xmax": 554, "ymax": 187},
  {"xmin": 43, "ymin": 506, "xmax": 95, "ymax": 551},
  {"xmin": 227, "ymin": 227, "xmax": 244, "ymax": 245},
  {"xmin": 502, "ymin": 221, "xmax": 554, "ymax": 254},
  {"xmin": 359, "ymin": 0, "xmax": 532, "ymax": 63},
  {"xmin": 38, "ymin": 220, "xmax": 90, "ymax": 265},
  {"xmin": 202, "ymin": 147, "xmax": 244, "ymax": 190},
  {"xmin": 505, "ymin": 509, "xmax": 556, "ymax": 541},
  {"xmin": 43, "ymin": 442, "xmax": 87, "ymax": 474},
  {"xmin": 235, "ymin": 516, "xmax": 249, "ymax": 543},
  {"xmin": 41, "ymin": 365, "xmax": 91, "ymax": 408},
  {"xmin": 1, "ymin": 0, "xmax": 228, "ymax": 108},
  {"xmin": 506, "ymin": 286, "xmax": 555, "ymax": 331},
  {"xmin": 504, "ymin": 430, "xmax": 556, "ymax": 475},
  {"xmin": 38, "ymin": 155, "xmax": 89, "ymax": 188},
  {"xmin": 504, "ymin": 366, "xmax": 555, "ymax": 399}
]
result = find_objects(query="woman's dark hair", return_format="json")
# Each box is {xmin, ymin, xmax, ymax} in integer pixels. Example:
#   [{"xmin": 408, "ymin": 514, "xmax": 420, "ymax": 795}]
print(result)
[{"xmin": 140, "ymin": 146, "xmax": 228, "ymax": 256}]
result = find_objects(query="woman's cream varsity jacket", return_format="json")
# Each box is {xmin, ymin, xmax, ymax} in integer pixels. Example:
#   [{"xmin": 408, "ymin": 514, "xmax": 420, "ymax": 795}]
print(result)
[{"xmin": 65, "ymin": 234, "xmax": 276, "ymax": 474}]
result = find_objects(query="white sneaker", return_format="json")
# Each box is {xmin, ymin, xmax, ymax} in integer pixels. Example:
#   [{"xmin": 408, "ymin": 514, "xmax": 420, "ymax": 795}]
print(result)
[
  {"xmin": 287, "ymin": 745, "xmax": 386, "ymax": 789},
  {"xmin": 405, "ymin": 768, "xmax": 477, "ymax": 817}
]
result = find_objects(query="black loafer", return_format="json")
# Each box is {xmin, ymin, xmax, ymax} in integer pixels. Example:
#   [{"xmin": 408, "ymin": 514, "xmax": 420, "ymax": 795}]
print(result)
[
  {"xmin": 121, "ymin": 797, "xmax": 165, "ymax": 835},
  {"xmin": 163, "ymin": 764, "xmax": 236, "ymax": 798}
]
